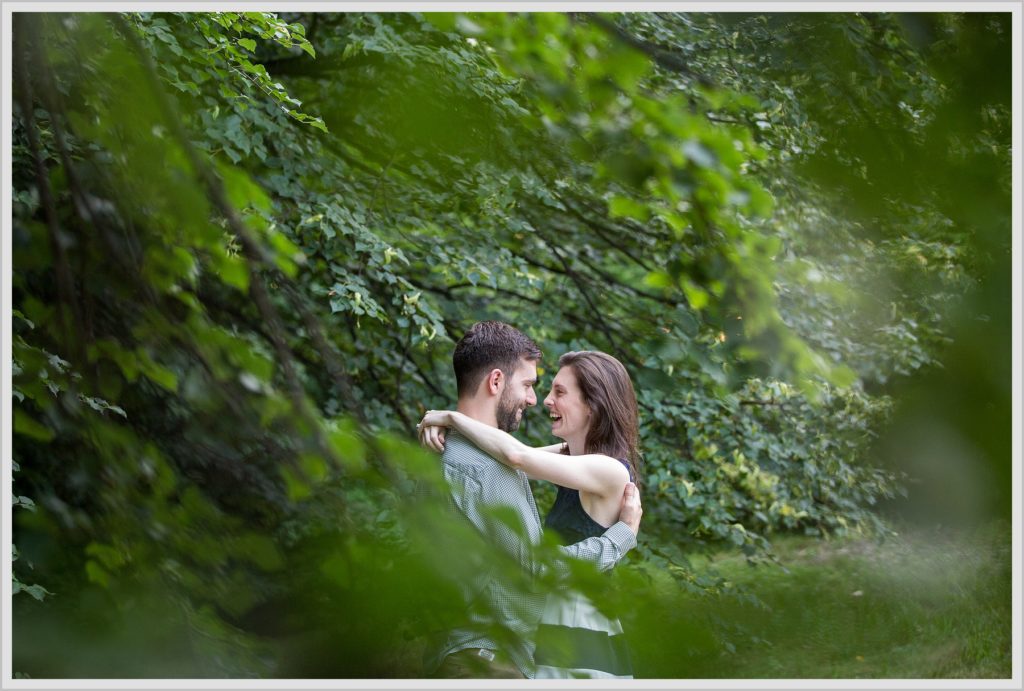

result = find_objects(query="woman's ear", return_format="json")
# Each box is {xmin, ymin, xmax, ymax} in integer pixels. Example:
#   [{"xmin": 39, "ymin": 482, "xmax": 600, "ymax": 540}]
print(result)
[{"xmin": 487, "ymin": 368, "xmax": 504, "ymax": 396}]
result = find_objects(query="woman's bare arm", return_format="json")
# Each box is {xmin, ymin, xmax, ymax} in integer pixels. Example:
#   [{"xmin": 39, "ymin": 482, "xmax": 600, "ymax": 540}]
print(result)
[
  {"xmin": 419, "ymin": 410, "xmax": 629, "ymax": 497},
  {"xmin": 418, "ymin": 423, "xmax": 565, "ymax": 477}
]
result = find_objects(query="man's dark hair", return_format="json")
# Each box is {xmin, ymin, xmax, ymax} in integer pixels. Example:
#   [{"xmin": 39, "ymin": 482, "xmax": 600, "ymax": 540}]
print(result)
[{"xmin": 453, "ymin": 321, "xmax": 542, "ymax": 397}]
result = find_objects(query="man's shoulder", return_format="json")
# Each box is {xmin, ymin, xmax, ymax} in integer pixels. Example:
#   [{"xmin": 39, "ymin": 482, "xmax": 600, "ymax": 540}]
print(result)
[
  {"xmin": 442, "ymin": 431, "xmax": 497, "ymax": 472},
  {"xmin": 442, "ymin": 431, "xmax": 521, "ymax": 481}
]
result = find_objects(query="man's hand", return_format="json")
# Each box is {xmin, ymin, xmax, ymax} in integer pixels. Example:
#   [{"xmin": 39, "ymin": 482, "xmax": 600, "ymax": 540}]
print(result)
[{"xmin": 618, "ymin": 482, "xmax": 642, "ymax": 536}]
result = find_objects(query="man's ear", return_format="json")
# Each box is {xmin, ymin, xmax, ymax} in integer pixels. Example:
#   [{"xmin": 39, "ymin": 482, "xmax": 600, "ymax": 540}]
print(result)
[{"xmin": 486, "ymin": 368, "xmax": 504, "ymax": 396}]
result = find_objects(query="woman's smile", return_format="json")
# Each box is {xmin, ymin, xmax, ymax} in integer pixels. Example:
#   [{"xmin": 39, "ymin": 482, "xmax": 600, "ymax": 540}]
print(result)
[{"xmin": 544, "ymin": 366, "xmax": 589, "ymax": 443}]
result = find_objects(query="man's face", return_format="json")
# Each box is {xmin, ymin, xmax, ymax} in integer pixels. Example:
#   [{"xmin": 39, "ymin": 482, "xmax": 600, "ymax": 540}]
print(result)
[{"xmin": 495, "ymin": 358, "xmax": 538, "ymax": 432}]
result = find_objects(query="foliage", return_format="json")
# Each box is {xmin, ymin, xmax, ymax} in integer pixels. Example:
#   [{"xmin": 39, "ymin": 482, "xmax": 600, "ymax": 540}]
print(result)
[
  {"xmin": 634, "ymin": 524, "xmax": 1012, "ymax": 678},
  {"xmin": 12, "ymin": 457, "xmax": 51, "ymax": 603},
  {"xmin": 641, "ymin": 377, "xmax": 901, "ymax": 551},
  {"xmin": 9, "ymin": 10, "xmax": 1010, "ymax": 677}
]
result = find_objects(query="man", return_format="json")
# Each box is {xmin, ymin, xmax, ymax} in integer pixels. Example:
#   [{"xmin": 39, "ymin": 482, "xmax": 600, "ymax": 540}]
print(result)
[{"xmin": 422, "ymin": 321, "xmax": 642, "ymax": 679}]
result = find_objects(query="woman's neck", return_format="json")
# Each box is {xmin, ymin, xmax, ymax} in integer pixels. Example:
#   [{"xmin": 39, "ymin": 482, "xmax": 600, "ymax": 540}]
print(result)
[{"xmin": 565, "ymin": 436, "xmax": 586, "ymax": 456}]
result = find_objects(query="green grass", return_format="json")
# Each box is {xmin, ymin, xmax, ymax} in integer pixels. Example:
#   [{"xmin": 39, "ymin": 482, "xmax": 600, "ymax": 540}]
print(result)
[{"xmin": 668, "ymin": 522, "xmax": 1012, "ymax": 678}]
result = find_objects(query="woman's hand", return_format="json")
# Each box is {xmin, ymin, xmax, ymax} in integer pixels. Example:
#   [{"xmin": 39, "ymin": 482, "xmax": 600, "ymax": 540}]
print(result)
[
  {"xmin": 417, "ymin": 410, "xmax": 453, "ymax": 453},
  {"xmin": 420, "ymin": 410, "xmax": 452, "ymax": 428}
]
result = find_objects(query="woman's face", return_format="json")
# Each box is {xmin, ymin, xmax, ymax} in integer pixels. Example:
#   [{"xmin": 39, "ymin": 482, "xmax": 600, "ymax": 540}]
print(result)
[{"xmin": 544, "ymin": 366, "xmax": 591, "ymax": 443}]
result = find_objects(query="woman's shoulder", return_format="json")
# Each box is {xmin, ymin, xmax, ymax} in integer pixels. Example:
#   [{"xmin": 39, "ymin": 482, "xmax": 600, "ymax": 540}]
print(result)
[
  {"xmin": 615, "ymin": 457, "xmax": 634, "ymax": 483},
  {"xmin": 581, "ymin": 453, "xmax": 632, "ymax": 483}
]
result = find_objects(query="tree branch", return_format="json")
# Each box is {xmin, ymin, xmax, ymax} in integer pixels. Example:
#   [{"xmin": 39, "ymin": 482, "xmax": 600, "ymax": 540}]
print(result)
[{"xmin": 14, "ymin": 17, "xmax": 85, "ymax": 362}]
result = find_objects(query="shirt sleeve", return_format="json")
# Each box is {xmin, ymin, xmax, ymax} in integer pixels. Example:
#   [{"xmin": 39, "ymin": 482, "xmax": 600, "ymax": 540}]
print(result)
[{"xmin": 557, "ymin": 521, "xmax": 636, "ymax": 572}]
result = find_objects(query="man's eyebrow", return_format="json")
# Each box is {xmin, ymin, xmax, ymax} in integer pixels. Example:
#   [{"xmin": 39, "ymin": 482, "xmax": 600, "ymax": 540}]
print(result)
[{"xmin": 524, "ymin": 378, "xmax": 538, "ymax": 386}]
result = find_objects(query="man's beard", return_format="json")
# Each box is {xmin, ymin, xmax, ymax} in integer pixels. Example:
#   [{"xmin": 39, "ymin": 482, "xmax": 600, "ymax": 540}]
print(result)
[{"xmin": 496, "ymin": 387, "xmax": 524, "ymax": 432}]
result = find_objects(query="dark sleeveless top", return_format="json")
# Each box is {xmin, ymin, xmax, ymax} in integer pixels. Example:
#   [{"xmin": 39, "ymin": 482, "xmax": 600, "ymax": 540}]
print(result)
[{"xmin": 543, "ymin": 459, "xmax": 634, "ymax": 545}]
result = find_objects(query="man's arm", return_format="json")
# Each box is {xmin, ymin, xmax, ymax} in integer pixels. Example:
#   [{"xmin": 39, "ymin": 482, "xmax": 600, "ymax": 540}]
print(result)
[{"xmin": 555, "ymin": 482, "xmax": 642, "ymax": 572}]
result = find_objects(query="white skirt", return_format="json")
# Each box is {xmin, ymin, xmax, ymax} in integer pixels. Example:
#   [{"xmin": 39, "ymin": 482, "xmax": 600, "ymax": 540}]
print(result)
[{"xmin": 533, "ymin": 590, "xmax": 633, "ymax": 679}]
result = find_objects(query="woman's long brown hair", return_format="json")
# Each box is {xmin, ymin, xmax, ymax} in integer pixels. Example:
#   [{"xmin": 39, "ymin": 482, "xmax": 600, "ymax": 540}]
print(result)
[{"xmin": 558, "ymin": 351, "xmax": 643, "ymax": 489}]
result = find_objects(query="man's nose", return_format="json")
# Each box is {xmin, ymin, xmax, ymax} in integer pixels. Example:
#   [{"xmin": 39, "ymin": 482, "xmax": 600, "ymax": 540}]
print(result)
[{"xmin": 526, "ymin": 389, "xmax": 537, "ymax": 406}]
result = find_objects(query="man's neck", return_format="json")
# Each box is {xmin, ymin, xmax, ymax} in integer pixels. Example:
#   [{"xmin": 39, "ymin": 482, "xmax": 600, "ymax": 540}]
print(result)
[{"xmin": 456, "ymin": 398, "xmax": 498, "ymax": 428}]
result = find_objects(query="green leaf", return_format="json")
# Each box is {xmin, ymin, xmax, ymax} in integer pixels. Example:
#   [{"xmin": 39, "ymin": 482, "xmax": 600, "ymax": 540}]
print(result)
[
  {"xmin": 85, "ymin": 561, "xmax": 111, "ymax": 588},
  {"xmin": 14, "ymin": 495, "xmax": 36, "ymax": 511},
  {"xmin": 282, "ymin": 466, "xmax": 311, "ymax": 502},
  {"xmin": 422, "ymin": 13, "xmax": 457, "ymax": 32},
  {"xmin": 232, "ymin": 533, "xmax": 284, "ymax": 571},
  {"xmin": 86, "ymin": 542, "xmax": 126, "ymax": 569},
  {"xmin": 25, "ymin": 584, "xmax": 52, "ymax": 600},
  {"xmin": 14, "ymin": 411, "xmax": 54, "ymax": 442},
  {"xmin": 328, "ymin": 419, "xmax": 367, "ymax": 471},
  {"xmin": 269, "ymin": 231, "xmax": 304, "ymax": 277},
  {"xmin": 682, "ymin": 280, "xmax": 709, "ymax": 311},
  {"xmin": 682, "ymin": 139, "xmax": 717, "ymax": 169},
  {"xmin": 829, "ymin": 364, "xmax": 858, "ymax": 388},
  {"xmin": 608, "ymin": 195, "xmax": 651, "ymax": 222},
  {"xmin": 217, "ymin": 253, "xmax": 251, "ymax": 292},
  {"xmin": 607, "ymin": 45, "xmax": 651, "ymax": 90},
  {"xmin": 13, "ymin": 309, "xmax": 35, "ymax": 329},
  {"xmin": 136, "ymin": 350, "xmax": 179, "ymax": 392},
  {"xmin": 13, "ymin": 580, "xmax": 52, "ymax": 601},
  {"xmin": 217, "ymin": 161, "xmax": 271, "ymax": 213},
  {"xmin": 237, "ymin": 38, "xmax": 256, "ymax": 52}
]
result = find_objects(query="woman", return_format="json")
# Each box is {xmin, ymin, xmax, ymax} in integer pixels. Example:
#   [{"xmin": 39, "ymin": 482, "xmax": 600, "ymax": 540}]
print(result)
[{"xmin": 419, "ymin": 350, "xmax": 642, "ymax": 679}]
